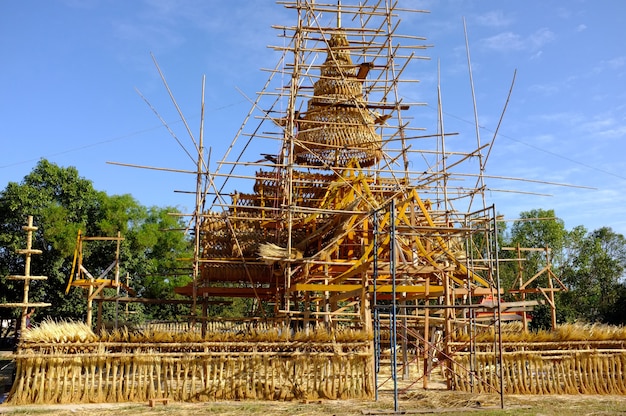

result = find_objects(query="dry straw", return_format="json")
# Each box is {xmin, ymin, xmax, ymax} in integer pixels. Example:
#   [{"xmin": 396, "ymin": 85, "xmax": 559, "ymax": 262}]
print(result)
[
  {"xmin": 22, "ymin": 318, "xmax": 96, "ymax": 344},
  {"xmin": 450, "ymin": 322, "xmax": 626, "ymax": 395},
  {"xmin": 9, "ymin": 321, "xmax": 374, "ymax": 405},
  {"xmin": 453, "ymin": 322, "xmax": 626, "ymax": 343}
]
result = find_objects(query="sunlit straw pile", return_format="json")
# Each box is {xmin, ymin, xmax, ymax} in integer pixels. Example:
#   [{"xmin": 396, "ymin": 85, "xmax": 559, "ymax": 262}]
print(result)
[
  {"xmin": 22, "ymin": 318, "xmax": 97, "ymax": 343},
  {"xmin": 450, "ymin": 323, "xmax": 626, "ymax": 394},
  {"xmin": 453, "ymin": 322, "xmax": 626, "ymax": 343},
  {"xmin": 8, "ymin": 320, "xmax": 374, "ymax": 404}
]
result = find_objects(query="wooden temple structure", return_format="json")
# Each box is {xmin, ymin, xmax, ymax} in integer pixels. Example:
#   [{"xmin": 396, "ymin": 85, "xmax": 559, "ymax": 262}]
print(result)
[
  {"xmin": 11, "ymin": 3, "xmax": 622, "ymax": 408},
  {"xmin": 174, "ymin": 0, "xmax": 504, "ymax": 347}
]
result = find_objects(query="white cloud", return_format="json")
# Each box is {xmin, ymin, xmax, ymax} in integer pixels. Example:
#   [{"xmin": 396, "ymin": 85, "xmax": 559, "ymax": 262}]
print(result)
[
  {"xmin": 482, "ymin": 32, "xmax": 524, "ymax": 51},
  {"xmin": 556, "ymin": 7, "xmax": 572, "ymax": 19},
  {"xmin": 534, "ymin": 134, "xmax": 557, "ymax": 145},
  {"xmin": 112, "ymin": 20, "xmax": 184, "ymax": 50},
  {"xmin": 576, "ymin": 24, "xmax": 587, "ymax": 32},
  {"xmin": 547, "ymin": 187, "xmax": 626, "ymax": 235},
  {"xmin": 580, "ymin": 116, "xmax": 616, "ymax": 133},
  {"xmin": 528, "ymin": 83, "xmax": 560, "ymax": 96},
  {"xmin": 532, "ymin": 111, "xmax": 583, "ymax": 125},
  {"xmin": 588, "ymin": 122, "xmax": 626, "ymax": 140},
  {"xmin": 482, "ymin": 28, "xmax": 555, "ymax": 53},
  {"xmin": 601, "ymin": 56, "xmax": 626, "ymax": 71},
  {"xmin": 530, "ymin": 50, "xmax": 543, "ymax": 60},
  {"xmin": 475, "ymin": 10, "xmax": 513, "ymax": 28},
  {"xmin": 528, "ymin": 28, "xmax": 556, "ymax": 50},
  {"xmin": 532, "ymin": 112, "xmax": 626, "ymax": 141},
  {"xmin": 599, "ymin": 126, "xmax": 626, "ymax": 139}
]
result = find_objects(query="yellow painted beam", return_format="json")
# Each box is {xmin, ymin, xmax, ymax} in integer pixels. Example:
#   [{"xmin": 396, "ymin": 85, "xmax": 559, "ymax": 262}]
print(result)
[
  {"xmin": 291, "ymin": 283, "xmax": 362, "ymax": 292},
  {"xmin": 291, "ymin": 283, "xmax": 445, "ymax": 295},
  {"xmin": 72, "ymin": 279, "xmax": 124, "ymax": 287},
  {"xmin": 370, "ymin": 285, "xmax": 444, "ymax": 294}
]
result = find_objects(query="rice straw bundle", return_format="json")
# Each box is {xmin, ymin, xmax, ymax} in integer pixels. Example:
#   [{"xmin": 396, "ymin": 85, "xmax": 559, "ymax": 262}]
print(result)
[{"xmin": 22, "ymin": 319, "xmax": 96, "ymax": 343}]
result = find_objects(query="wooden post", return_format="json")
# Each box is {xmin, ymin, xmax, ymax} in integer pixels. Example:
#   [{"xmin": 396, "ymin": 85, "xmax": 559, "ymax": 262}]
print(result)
[
  {"xmin": 422, "ymin": 279, "xmax": 430, "ymax": 389},
  {"xmin": 86, "ymin": 281, "xmax": 94, "ymax": 328},
  {"xmin": 443, "ymin": 264, "xmax": 453, "ymax": 389},
  {"xmin": 202, "ymin": 296, "xmax": 208, "ymax": 338},
  {"xmin": 546, "ymin": 246, "xmax": 557, "ymax": 330},
  {"xmin": 304, "ymin": 292, "xmax": 311, "ymax": 330},
  {"xmin": 19, "ymin": 216, "xmax": 42, "ymax": 330},
  {"xmin": 401, "ymin": 298, "xmax": 409, "ymax": 380},
  {"xmin": 97, "ymin": 300, "xmax": 103, "ymax": 333},
  {"xmin": 518, "ymin": 244, "xmax": 528, "ymax": 332}
]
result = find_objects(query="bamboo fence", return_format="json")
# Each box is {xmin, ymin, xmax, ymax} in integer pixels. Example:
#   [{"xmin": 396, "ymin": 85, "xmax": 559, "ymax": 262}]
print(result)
[
  {"xmin": 9, "ymin": 321, "xmax": 626, "ymax": 403},
  {"xmin": 451, "ymin": 346, "xmax": 626, "ymax": 395},
  {"xmin": 7, "ymin": 339, "xmax": 373, "ymax": 404}
]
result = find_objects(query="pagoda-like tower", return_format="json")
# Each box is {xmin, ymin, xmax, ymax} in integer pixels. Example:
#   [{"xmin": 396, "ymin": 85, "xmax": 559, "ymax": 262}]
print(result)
[
  {"xmin": 295, "ymin": 31, "xmax": 381, "ymax": 168},
  {"xmin": 179, "ymin": 2, "xmax": 495, "ymax": 334}
]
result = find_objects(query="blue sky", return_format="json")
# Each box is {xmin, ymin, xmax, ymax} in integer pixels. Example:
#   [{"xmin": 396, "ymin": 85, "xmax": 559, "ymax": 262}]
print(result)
[{"xmin": 1, "ymin": 1, "xmax": 625, "ymax": 236}]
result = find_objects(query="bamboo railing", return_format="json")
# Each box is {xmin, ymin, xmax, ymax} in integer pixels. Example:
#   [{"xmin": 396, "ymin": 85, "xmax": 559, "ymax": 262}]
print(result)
[
  {"xmin": 451, "ymin": 345, "xmax": 626, "ymax": 395},
  {"xmin": 7, "ymin": 340, "xmax": 374, "ymax": 404}
]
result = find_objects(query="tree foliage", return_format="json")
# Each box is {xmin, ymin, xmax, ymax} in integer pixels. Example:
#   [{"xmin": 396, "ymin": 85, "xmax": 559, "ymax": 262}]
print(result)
[
  {"xmin": 0, "ymin": 160, "xmax": 192, "ymax": 323},
  {"xmin": 559, "ymin": 227, "xmax": 626, "ymax": 323},
  {"xmin": 500, "ymin": 209, "xmax": 626, "ymax": 327}
]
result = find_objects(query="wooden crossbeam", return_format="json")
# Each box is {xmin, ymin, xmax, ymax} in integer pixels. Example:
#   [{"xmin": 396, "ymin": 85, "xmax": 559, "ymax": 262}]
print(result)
[
  {"xmin": 291, "ymin": 283, "xmax": 446, "ymax": 294},
  {"xmin": 356, "ymin": 62, "xmax": 374, "ymax": 80},
  {"xmin": 6, "ymin": 275, "xmax": 48, "ymax": 281},
  {"xmin": 175, "ymin": 286, "xmax": 276, "ymax": 298},
  {"xmin": 0, "ymin": 302, "xmax": 51, "ymax": 308}
]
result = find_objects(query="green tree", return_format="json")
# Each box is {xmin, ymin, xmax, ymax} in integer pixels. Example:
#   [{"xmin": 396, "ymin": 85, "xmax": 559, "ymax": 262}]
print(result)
[
  {"xmin": 0, "ymin": 159, "xmax": 192, "ymax": 324},
  {"xmin": 498, "ymin": 208, "xmax": 626, "ymax": 326},
  {"xmin": 499, "ymin": 209, "xmax": 568, "ymax": 329},
  {"xmin": 509, "ymin": 209, "xmax": 568, "ymax": 270},
  {"xmin": 125, "ymin": 206, "xmax": 193, "ymax": 321},
  {"xmin": 0, "ymin": 160, "xmax": 102, "ymax": 321},
  {"xmin": 560, "ymin": 227, "xmax": 626, "ymax": 323}
]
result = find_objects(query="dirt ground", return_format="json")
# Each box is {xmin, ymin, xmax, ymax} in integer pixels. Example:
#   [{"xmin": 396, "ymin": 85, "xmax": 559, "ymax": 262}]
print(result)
[{"xmin": 1, "ymin": 390, "xmax": 626, "ymax": 415}]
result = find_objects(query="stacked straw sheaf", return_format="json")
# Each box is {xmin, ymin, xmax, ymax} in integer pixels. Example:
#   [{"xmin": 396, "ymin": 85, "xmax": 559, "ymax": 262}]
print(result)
[
  {"xmin": 21, "ymin": 319, "xmax": 97, "ymax": 344},
  {"xmin": 452, "ymin": 350, "xmax": 626, "ymax": 395},
  {"xmin": 8, "ymin": 320, "xmax": 374, "ymax": 405},
  {"xmin": 452, "ymin": 322, "xmax": 626, "ymax": 343},
  {"xmin": 450, "ymin": 323, "xmax": 626, "ymax": 395},
  {"xmin": 96, "ymin": 324, "xmax": 371, "ymax": 344}
]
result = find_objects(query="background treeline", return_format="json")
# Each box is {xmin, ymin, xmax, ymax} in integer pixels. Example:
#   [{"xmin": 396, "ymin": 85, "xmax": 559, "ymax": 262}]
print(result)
[
  {"xmin": 1, "ymin": 160, "xmax": 625, "ymax": 328},
  {"xmin": 499, "ymin": 208, "xmax": 626, "ymax": 328},
  {"xmin": 0, "ymin": 159, "xmax": 196, "ymax": 324}
]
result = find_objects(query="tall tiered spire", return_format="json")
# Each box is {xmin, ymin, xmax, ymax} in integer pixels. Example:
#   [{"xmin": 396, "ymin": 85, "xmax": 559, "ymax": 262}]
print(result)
[
  {"xmin": 337, "ymin": 0, "xmax": 342, "ymax": 27},
  {"xmin": 294, "ymin": 31, "xmax": 381, "ymax": 168}
]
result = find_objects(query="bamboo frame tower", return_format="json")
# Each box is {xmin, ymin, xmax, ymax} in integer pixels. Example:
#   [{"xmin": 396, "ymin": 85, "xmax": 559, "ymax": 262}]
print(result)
[
  {"xmin": 6, "ymin": 2, "xmax": 600, "ymax": 407},
  {"xmin": 0, "ymin": 216, "xmax": 51, "ymax": 331},
  {"xmin": 65, "ymin": 230, "xmax": 132, "ymax": 329},
  {"xmin": 171, "ymin": 0, "xmax": 509, "ymax": 394}
]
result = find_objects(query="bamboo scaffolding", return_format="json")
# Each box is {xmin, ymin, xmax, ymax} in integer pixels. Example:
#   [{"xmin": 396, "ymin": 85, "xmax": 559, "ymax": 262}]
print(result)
[
  {"xmin": 0, "ymin": 216, "xmax": 51, "ymax": 325},
  {"xmin": 82, "ymin": 0, "xmax": 590, "ymax": 405}
]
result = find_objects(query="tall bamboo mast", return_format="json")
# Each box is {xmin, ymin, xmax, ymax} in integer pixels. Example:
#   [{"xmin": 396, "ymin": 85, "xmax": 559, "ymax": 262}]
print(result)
[
  {"xmin": 281, "ymin": 2, "xmax": 304, "ymax": 316},
  {"xmin": 463, "ymin": 17, "xmax": 486, "ymax": 211},
  {"xmin": 192, "ymin": 75, "xmax": 206, "ymax": 320}
]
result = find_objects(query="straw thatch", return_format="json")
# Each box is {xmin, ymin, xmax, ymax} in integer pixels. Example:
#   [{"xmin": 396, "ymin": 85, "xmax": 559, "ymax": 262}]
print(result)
[
  {"xmin": 7, "ymin": 321, "xmax": 374, "ymax": 404},
  {"xmin": 295, "ymin": 32, "xmax": 382, "ymax": 168},
  {"xmin": 448, "ymin": 323, "xmax": 626, "ymax": 395},
  {"xmin": 451, "ymin": 350, "xmax": 626, "ymax": 395}
]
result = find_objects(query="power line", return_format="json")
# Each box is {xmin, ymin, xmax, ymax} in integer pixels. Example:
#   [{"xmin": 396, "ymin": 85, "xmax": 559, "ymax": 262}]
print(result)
[
  {"xmin": 421, "ymin": 102, "xmax": 626, "ymax": 182},
  {"xmin": 0, "ymin": 100, "xmax": 246, "ymax": 170}
]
